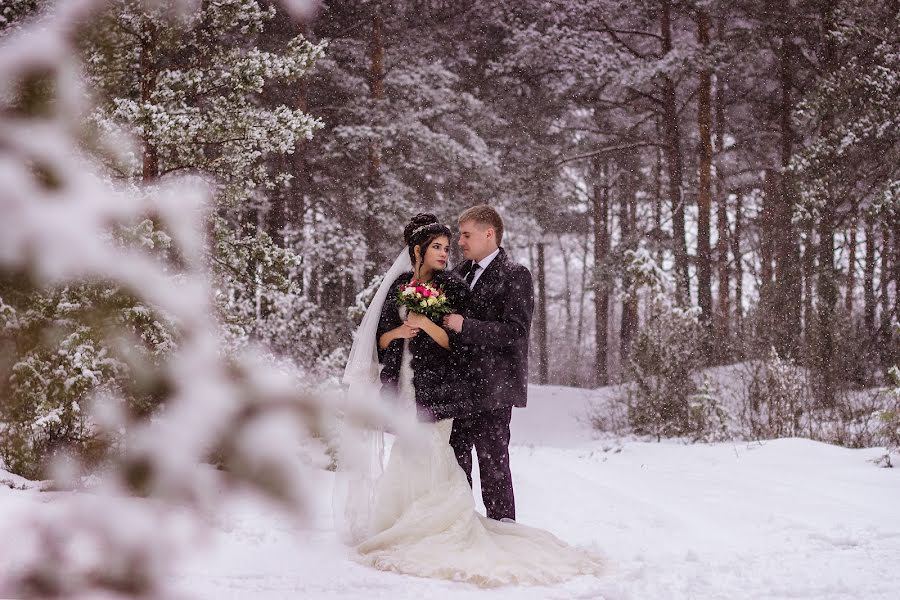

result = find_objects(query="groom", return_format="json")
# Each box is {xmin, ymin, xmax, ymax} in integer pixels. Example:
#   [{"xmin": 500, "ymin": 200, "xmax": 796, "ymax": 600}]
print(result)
[{"xmin": 442, "ymin": 205, "xmax": 534, "ymax": 522}]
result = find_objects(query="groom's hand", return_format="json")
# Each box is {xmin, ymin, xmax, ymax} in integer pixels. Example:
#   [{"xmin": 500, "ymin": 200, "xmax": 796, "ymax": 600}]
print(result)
[{"xmin": 443, "ymin": 314, "xmax": 464, "ymax": 333}]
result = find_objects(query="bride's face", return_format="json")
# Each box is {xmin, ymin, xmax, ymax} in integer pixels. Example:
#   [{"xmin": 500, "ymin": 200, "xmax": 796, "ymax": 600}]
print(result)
[{"xmin": 418, "ymin": 235, "xmax": 450, "ymax": 272}]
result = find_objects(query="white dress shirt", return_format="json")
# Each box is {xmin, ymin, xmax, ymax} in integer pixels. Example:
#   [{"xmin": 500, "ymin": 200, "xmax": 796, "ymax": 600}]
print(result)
[{"xmin": 468, "ymin": 247, "xmax": 500, "ymax": 289}]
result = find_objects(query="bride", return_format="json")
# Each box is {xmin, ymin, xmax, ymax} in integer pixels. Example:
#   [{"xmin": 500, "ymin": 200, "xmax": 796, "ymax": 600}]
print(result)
[{"xmin": 337, "ymin": 213, "xmax": 603, "ymax": 586}]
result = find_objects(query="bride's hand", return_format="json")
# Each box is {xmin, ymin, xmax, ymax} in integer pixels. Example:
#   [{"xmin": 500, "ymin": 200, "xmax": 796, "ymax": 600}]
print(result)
[
  {"xmin": 405, "ymin": 312, "xmax": 430, "ymax": 329},
  {"xmin": 408, "ymin": 311, "xmax": 450, "ymax": 350},
  {"xmin": 394, "ymin": 322, "xmax": 419, "ymax": 339}
]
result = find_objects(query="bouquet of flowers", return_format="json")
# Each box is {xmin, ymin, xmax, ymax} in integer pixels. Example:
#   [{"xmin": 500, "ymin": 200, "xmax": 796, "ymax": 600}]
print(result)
[{"xmin": 396, "ymin": 279, "xmax": 453, "ymax": 320}]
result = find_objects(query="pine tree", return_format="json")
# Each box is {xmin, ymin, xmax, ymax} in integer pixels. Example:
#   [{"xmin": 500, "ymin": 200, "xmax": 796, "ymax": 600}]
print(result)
[{"xmin": 0, "ymin": 0, "xmax": 328, "ymax": 475}]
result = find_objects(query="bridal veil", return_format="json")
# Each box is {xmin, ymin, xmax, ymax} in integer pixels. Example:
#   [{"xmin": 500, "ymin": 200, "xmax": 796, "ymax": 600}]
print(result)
[{"xmin": 334, "ymin": 249, "xmax": 412, "ymax": 543}]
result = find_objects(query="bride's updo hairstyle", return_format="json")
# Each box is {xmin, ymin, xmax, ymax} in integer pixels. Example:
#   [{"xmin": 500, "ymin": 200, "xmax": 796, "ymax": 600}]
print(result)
[{"xmin": 403, "ymin": 213, "xmax": 452, "ymax": 268}]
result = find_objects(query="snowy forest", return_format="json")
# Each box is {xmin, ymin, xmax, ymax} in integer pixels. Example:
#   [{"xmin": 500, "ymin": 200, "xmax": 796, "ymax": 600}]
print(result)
[{"xmin": 1, "ymin": 0, "xmax": 899, "ymax": 598}]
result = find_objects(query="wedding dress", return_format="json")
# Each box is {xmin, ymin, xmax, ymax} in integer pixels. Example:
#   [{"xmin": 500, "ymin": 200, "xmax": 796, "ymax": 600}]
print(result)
[
  {"xmin": 338, "ymin": 249, "xmax": 603, "ymax": 586},
  {"xmin": 353, "ymin": 336, "xmax": 604, "ymax": 586}
]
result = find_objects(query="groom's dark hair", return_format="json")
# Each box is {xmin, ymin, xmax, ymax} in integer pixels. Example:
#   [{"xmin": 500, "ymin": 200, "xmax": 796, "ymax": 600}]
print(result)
[{"xmin": 458, "ymin": 205, "xmax": 504, "ymax": 245}]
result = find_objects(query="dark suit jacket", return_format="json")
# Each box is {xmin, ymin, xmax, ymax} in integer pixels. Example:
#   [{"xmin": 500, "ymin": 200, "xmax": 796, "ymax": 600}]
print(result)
[{"xmin": 449, "ymin": 248, "xmax": 534, "ymax": 413}]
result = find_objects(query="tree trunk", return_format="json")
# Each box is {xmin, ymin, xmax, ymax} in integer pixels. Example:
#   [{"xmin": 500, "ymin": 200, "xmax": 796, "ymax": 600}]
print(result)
[
  {"xmin": 817, "ymin": 207, "xmax": 837, "ymax": 406},
  {"xmin": 654, "ymin": 118, "xmax": 664, "ymax": 264},
  {"xmin": 558, "ymin": 233, "xmax": 577, "ymax": 386},
  {"xmin": 696, "ymin": 9, "xmax": 714, "ymax": 338},
  {"xmin": 558, "ymin": 232, "xmax": 573, "ymax": 323},
  {"xmin": 592, "ymin": 160, "xmax": 610, "ymax": 386},
  {"xmin": 140, "ymin": 20, "xmax": 158, "ymax": 181},
  {"xmin": 661, "ymin": 0, "xmax": 690, "ymax": 305},
  {"xmin": 620, "ymin": 158, "xmax": 638, "ymax": 364},
  {"xmin": 863, "ymin": 213, "xmax": 876, "ymax": 332},
  {"xmin": 802, "ymin": 221, "xmax": 816, "ymax": 340},
  {"xmin": 815, "ymin": 3, "xmax": 839, "ymax": 407},
  {"xmin": 714, "ymin": 14, "xmax": 730, "ymax": 347},
  {"xmin": 536, "ymin": 242, "xmax": 549, "ymax": 385},
  {"xmin": 364, "ymin": 10, "xmax": 386, "ymax": 283},
  {"xmin": 576, "ymin": 231, "xmax": 590, "ymax": 349},
  {"xmin": 894, "ymin": 217, "xmax": 900, "ymax": 333},
  {"xmin": 881, "ymin": 223, "xmax": 894, "ymax": 365},
  {"xmin": 732, "ymin": 193, "xmax": 744, "ymax": 335},
  {"xmin": 846, "ymin": 216, "xmax": 857, "ymax": 314},
  {"xmin": 891, "ymin": 217, "xmax": 900, "ymax": 367},
  {"xmin": 760, "ymin": 171, "xmax": 776, "ymax": 309},
  {"xmin": 882, "ymin": 225, "xmax": 891, "ymax": 332},
  {"xmin": 771, "ymin": 21, "xmax": 803, "ymax": 358}
]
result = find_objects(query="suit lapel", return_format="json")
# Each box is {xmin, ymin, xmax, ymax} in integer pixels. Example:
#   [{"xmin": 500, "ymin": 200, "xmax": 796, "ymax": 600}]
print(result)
[{"xmin": 471, "ymin": 248, "xmax": 505, "ymax": 293}]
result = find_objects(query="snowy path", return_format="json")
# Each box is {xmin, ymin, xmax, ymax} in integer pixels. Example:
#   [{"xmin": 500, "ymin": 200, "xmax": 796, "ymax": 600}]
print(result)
[{"xmin": 172, "ymin": 385, "xmax": 900, "ymax": 600}]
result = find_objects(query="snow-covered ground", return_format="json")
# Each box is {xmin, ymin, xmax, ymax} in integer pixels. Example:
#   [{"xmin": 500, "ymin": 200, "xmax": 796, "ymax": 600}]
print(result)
[{"xmin": 3, "ymin": 384, "xmax": 899, "ymax": 599}]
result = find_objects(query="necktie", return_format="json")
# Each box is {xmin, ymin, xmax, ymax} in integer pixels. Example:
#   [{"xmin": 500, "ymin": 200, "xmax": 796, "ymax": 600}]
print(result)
[{"xmin": 465, "ymin": 262, "xmax": 482, "ymax": 288}]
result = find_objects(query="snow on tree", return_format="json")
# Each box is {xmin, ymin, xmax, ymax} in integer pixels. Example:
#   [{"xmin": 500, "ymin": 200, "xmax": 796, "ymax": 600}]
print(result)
[
  {"xmin": 0, "ymin": 0, "xmax": 335, "ymax": 474},
  {"xmin": 616, "ymin": 249, "xmax": 728, "ymax": 440},
  {"xmin": 0, "ymin": 2, "xmax": 395, "ymax": 596},
  {"xmin": 297, "ymin": 1, "xmax": 502, "ymax": 282}
]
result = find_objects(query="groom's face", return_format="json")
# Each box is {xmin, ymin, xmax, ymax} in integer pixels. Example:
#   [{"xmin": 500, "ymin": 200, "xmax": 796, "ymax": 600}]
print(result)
[{"xmin": 458, "ymin": 220, "xmax": 495, "ymax": 262}]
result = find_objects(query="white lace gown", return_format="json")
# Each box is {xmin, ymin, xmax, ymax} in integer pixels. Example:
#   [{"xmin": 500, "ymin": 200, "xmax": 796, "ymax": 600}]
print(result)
[{"xmin": 354, "ymin": 341, "xmax": 604, "ymax": 586}]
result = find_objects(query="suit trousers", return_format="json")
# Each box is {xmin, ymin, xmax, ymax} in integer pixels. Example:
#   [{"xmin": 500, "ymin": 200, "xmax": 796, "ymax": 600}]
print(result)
[{"xmin": 449, "ymin": 406, "xmax": 515, "ymax": 521}]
